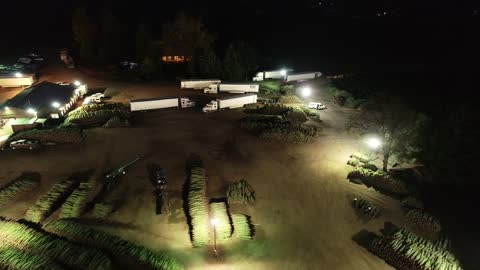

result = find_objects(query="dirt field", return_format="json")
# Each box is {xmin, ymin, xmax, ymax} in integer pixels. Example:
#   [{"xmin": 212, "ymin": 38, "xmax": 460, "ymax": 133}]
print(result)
[{"xmin": 0, "ymin": 67, "xmax": 411, "ymax": 269}]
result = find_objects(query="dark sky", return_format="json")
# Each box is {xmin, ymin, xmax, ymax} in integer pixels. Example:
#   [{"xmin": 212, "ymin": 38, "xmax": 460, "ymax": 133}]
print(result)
[{"xmin": 2, "ymin": 0, "xmax": 477, "ymax": 73}]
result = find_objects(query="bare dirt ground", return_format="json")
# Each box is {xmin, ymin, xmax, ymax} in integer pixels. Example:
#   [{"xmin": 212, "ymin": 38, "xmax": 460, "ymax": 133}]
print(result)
[{"xmin": 0, "ymin": 66, "xmax": 413, "ymax": 269}]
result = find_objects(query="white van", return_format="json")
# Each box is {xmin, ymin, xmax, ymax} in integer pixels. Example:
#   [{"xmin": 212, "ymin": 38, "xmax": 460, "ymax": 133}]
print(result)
[{"xmin": 308, "ymin": 102, "xmax": 326, "ymax": 110}]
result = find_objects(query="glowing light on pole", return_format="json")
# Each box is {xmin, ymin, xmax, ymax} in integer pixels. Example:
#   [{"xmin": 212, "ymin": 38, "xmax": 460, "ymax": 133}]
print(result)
[
  {"xmin": 211, "ymin": 218, "xmax": 219, "ymax": 257},
  {"xmin": 366, "ymin": 137, "xmax": 382, "ymax": 149},
  {"xmin": 14, "ymin": 72, "xmax": 23, "ymax": 78},
  {"xmin": 301, "ymin": 86, "xmax": 312, "ymax": 97},
  {"xmin": 51, "ymin": 102, "xmax": 60, "ymax": 108}
]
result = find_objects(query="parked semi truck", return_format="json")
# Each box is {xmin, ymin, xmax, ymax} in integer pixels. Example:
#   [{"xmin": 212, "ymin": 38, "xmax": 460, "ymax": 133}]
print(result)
[
  {"xmin": 180, "ymin": 79, "xmax": 221, "ymax": 90},
  {"xmin": 0, "ymin": 73, "xmax": 36, "ymax": 88},
  {"xmin": 285, "ymin": 72, "xmax": 322, "ymax": 82},
  {"xmin": 130, "ymin": 97, "xmax": 195, "ymax": 112},
  {"xmin": 204, "ymin": 83, "xmax": 259, "ymax": 94},
  {"xmin": 202, "ymin": 94, "xmax": 257, "ymax": 113},
  {"xmin": 252, "ymin": 69, "xmax": 293, "ymax": 81}
]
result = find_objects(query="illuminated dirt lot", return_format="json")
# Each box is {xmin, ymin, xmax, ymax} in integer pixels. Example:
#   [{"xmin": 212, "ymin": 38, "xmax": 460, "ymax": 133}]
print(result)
[{"xmin": 0, "ymin": 69, "xmax": 409, "ymax": 269}]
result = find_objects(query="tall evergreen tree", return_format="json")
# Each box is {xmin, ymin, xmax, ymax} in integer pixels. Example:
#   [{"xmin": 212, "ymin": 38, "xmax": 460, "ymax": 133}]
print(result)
[{"xmin": 72, "ymin": 6, "xmax": 98, "ymax": 60}]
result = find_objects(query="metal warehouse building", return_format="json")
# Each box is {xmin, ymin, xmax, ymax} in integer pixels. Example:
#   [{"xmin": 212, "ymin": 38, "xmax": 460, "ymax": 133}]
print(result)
[{"xmin": 0, "ymin": 81, "xmax": 87, "ymax": 132}]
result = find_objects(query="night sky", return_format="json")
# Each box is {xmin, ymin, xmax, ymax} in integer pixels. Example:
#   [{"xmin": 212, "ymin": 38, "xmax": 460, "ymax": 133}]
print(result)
[{"xmin": 2, "ymin": 0, "xmax": 478, "ymax": 74}]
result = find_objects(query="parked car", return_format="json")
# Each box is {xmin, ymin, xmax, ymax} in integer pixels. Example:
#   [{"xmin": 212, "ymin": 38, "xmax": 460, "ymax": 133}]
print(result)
[
  {"xmin": 308, "ymin": 102, "xmax": 327, "ymax": 110},
  {"xmin": 9, "ymin": 139, "xmax": 40, "ymax": 150}
]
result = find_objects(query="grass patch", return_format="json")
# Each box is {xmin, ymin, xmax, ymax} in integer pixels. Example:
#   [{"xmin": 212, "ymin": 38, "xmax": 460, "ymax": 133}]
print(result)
[
  {"xmin": 0, "ymin": 218, "xmax": 112, "ymax": 270},
  {"xmin": 279, "ymin": 95, "xmax": 303, "ymax": 104},
  {"xmin": 258, "ymin": 80, "xmax": 282, "ymax": 94},
  {"xmin": 24, "ymin": 179, "xmax": 80, "ymax": 223},
  {"xmin": 0, "ymin": 173, "xmax": 40, "ymax": 208},
  {"xmin": 44, "ymin": 218, "xmax": 183, "ymax": 270}
]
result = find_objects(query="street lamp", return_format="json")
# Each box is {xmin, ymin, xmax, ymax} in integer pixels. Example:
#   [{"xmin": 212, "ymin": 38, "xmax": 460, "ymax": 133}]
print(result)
[
  {"xmin": 280, "ymin": 69, "xmax": 287, "ymax": 76},
  {"xmin": 27, "ymin": 108, "xmax": 37, "ymax": 118},
  {"xmin": 366, "ymin": 137, "xmax": 382, "ymax": 149},
  {"xmin": 14, "ymin": 72, "xmax": 23, "ymax": 78},
  {"xmin": 210, "ymin": 218, "xmax": 219, "ymax": 257},
  {"xmin": 73, "ymin": 80, "xmax": 81, "ymax": 86},
  {"xmin": 301, "ymin": 86, "xmax": 312, "ymax": 97},
  {"xmin": 51, "ymin": 102, "xmax": 60, "ymax": 108}
]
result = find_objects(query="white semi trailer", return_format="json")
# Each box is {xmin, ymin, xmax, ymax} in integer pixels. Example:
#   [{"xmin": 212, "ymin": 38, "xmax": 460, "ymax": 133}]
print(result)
[
  {"xmin": 0, "ymin": 74, "xmax": 36, "ymax": 88},
  {"xmin": 285, "ymin": 72, "xmax": 322, "ymax": 82},
  {"xmin": 130, "ymin": 97, "xmax": 195, "ymax": 112},
  {"xmin": 180, "ymin": 79, "xmax": 221, "ymax": 90},
  {"xmin": 204, "ymin": 83, "xmax": 259, "ymax": 94},
  {"xmin": 202, "ymin": 94, "xmax": 257, "ymax": 113},
  {"xmin": 252, "ymin": 69, "xmax": 293, "ymax": 81}
]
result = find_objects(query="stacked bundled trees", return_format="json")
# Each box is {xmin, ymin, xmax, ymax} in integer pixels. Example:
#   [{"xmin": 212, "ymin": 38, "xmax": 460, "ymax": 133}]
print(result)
[
  {"xmin": 0, "ymin": 175, "xmax": 40, "ymax": 208},
  {"xmin": 231, "ymin": 214, "xmax": 255, "ymax": 240},
  {"xmin": 24, "ymin": 179, "xmax": 80, "ymax": 223},
  {"xmin": 401, "ymin": 196, "xmax": 424, "ymax": 210},
  {"xmin": 369, "ymin": 228, "xmax": 462, "ymax": 270},
  {"xmin": 0, "ymin": 245, "xmax": 64, "ymax": 270},
  {"xmin": 44, "ymin": 219, "xmax": 184, "ymax": 270},
  {"xmin": 186, "ymin": 167, "xmax": 209, "ymax": 247},
  {"xmin": 65, "ymin": 103, "xmax": 130, "ymax": 127},
  {"xmin": 7, "ymin": 128, "xmax": 84, "ymax": 144},
  {"xmin": 352, "ymin": 197, "xmax": 381, "ymax": 218},
  {"xmin": 226, "ymin": 179, "xmax": 255, "ymax": 204},
  {"xmin": 60, "ymin": 179, "xmax": 96, "ymax": 218},
  {"xmin": 209, "ymin": 202, "xmax": 233, "ymax": 240},
  {"xmin": 93, "ymin": 185, "xmax": 125, "ymax": 218},
  {"xmin": 240, "ymin": 115, "xmax": 320, "ymax": 143},
  {"xmin": 0, "ymin": 218, "xmax": 112, "ymax": 270},
  {"xmin": 347, "ymin": 167, "xmax": 409, "ymax": 195},
  {"xmin": 406, "ymin": 209, "xmax": 442, "ymax": 233},
  {"xmin": 103, "ymin": 116, "xmax": 131, "ymax": 128}
]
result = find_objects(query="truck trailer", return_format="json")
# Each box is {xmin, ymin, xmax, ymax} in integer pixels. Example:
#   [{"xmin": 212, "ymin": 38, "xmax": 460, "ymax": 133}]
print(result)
[
  {"xmin": 204, "ymin": 83, "xmax": 259, "ymax": 94},
  {"xmin": 285, "ymin": 72, "xmax": 322, "ymax": 82},
  {"xmin": 0, "ymin": 74, "xmax": 36, "ymax": 88},
  {"xmin": 252, "ymin": 69, "xmax": 293, "ymax": 81},
  {"xmin": 180, "ymin": 79, "xmax": 221, "ymax": 90},
  {"xmin": 202, "ymin": 94, "xmax": 257, "ymax": 113},
  {"xmin": 130, "ymin": 97, "xmax": 195, "ymax": 112}
]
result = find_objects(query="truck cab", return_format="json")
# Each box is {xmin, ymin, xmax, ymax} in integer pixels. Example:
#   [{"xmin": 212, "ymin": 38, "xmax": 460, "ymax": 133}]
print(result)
[
  {"xmin": 252, "ymin": 72, "xmax": 264, "ymax": 81},
  {"xmin": 180, "ymin": 97, "xmax": 196, "ymax": 108},
  {"xmin": 204, "ymin": 84, "xmax": 219, "ymax": 94},
  {"xmin": 202, "ymin": 100, "xmax": 218, "ymax": 113}
]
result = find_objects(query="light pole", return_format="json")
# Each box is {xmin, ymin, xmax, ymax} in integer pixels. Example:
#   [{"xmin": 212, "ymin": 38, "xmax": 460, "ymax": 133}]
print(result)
[
  {"xmin": 366, "ymin": 136, "xmax": 382, "ymax": 150},
  {"xmin": 210, "ymin": 218, "xmax": 219, "ymax": 258},
  {"xmin": 300, "ymin": 86, "xmax": 312, "ymax": 98}
]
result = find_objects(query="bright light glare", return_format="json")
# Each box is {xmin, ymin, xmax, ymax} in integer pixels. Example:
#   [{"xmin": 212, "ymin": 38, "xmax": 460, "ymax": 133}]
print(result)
[
  {"xmin": 210, "ymin": 218, "xmax": 218, "ymax": 227},
  {"xmin": 27, "ymin": 108, "xmax": 36, "ymax": 115},
  {"xmin": 301, "ymin": 86, "xmax": 312, "ymax": 97},
  {"xmin": 366, "ymin": 137, "xmax": 382, "ymax": 149},
  {"xmin": 280, "ymin": 69, "xmax": 287, "ymax": 76},
  {"xmin": 4, "ymin": 106, "xmax": 9, "ymax": 110},
  {"xmin": 14, "ymin": 72, "xmax": 22, "ymax": 78},
  {"xmin": 73, "ymin": 80, "xmax": 81, "ymax": 86},
  {"xmin": 52, "ymin": 102, "xmax": 60, "ymax": 108}
]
